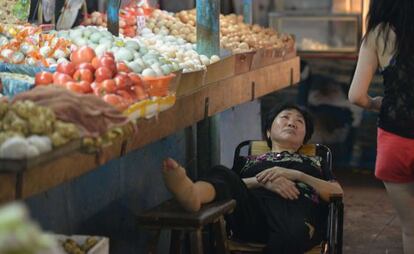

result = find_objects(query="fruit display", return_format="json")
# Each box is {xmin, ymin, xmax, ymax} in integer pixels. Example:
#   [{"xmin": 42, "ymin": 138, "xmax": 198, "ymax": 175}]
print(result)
[
  {"xmin": 82, "ymin": 11, "xmax": 138, "ymax": 38},
  {"xmin": 176, "ymin": 9, "xmax": 294, "ymax": 53},
  {"xmin": 34, "ymin": 46, "xmax": 153, "ymax": 111},
  {"xmin": 0, "ymin": 24, "xmax": 72, "ymax": 67},
  {"xmin": 145, "ymin": 9, "xmax": 196, "ymax": 43},
  {"xmin": 0, "ymin": 100, "xmax": 80, "ymax": 159},
  {"xmin": 55, "ymin": 26, "xmax": 180, "ymax": 76}
]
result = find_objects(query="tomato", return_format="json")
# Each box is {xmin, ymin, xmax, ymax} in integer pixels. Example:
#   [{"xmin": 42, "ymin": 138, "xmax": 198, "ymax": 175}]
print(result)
[
  {"xmin": 71, "ymin": 46, "xmax": 96, "ymax": 65},
  {"xmin": 53, "ymin": 72, "xmax": 73, "ymax": 86},
  {"xmin": 73, "ymin": 69, "xmax": 94, "ymax": 83},
  {"xmin": 98, "ymin": 56, "xmax": 116, "ymax": 73},
  {"xmin": 56, "ymin": 62, "xmax": 76, "ymax": 76},
  {"xmin": 116, "ymin": 62, "xmax": 130, "ymax": 73},
  {"xmin": 35, "ymin": 71, "xmax": 53, "ymax": 86},
  {"xmin": 95, "ymin": 67, "xmax": 113, "ymax": 82},
  {"xmin": 79, "ymin": 81, "xmax": 92, "ymax": 93},
  {"xmin": 92, "ymin": 82, "xmax": 104, "ymax": 97},
  {"xmin": 116, "ymin": 90, "xmax": 134, "ymax": 103},
  {"xmin": 114, "ymin": 73, "xmax": 132, "ymax": 90},
  {"xmin": 65, "ymin": 81, "xmax": 84, "ymax": 93},
  {"xmin": 91, "ymin": 57, "xmax": 100, "ymax": 70},
  {"xmin": 103, "ymin": 52, "xmax": 115, "ymax": 60},
  {"xmin": 77, "ymin": 62, "xmax": 95, "ymax": 72},
  {"xmin": 101, "ymin": 79, "xmax": 117, "ymax": 93},
  {"xmin": 102, "ymin": 93, "xmax": 129, "ymax": 111},
  {"xmin": 128, "ymin": 73, "xmax": 143, "ymax": 87},
  {"xmin": 133, "ymin": 85, "xmax": 149, "ymax": 100}
]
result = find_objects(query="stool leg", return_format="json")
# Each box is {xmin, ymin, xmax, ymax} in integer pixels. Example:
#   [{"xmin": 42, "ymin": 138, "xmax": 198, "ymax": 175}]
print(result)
[
  {"xmin": 170, "ymin": 230, "xmax": 183, "ymax": 254},
  {"xmin": 213, "ymin": 216, "xmax": 229, "ymax": 254},
  {"xmin": 147, "ymin": 230, "xmax": 161, "ymax": 254},
  {"xmin": 190, "ymin": 229, "xmax": 203, "ymax": 254}
]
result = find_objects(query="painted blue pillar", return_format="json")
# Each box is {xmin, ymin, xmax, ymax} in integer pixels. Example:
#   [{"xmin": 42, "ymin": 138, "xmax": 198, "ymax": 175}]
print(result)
[
  {"xmin": 107, "ymin": 0, "xmax": 121, "ymax": 36},
  {"xmin": 243, "ymin": 0, "xmax": 253, "ymax": 24},
  {"xmin": 196, "ymin": 0, "xmax": 220, "ymax": 57}
]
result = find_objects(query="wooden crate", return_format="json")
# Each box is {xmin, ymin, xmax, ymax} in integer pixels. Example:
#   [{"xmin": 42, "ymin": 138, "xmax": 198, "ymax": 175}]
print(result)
[{"xmin": 176, "ymin": 69, "xmax": 206, "ymax": 97}]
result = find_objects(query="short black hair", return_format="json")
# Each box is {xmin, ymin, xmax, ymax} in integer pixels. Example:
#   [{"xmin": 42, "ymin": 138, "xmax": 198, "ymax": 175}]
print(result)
[{"xmin": 263, "ymin": 103, "xmax": 314, "ymax": 148}]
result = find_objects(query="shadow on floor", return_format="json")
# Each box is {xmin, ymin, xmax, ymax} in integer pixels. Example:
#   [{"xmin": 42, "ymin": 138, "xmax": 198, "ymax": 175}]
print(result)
[{"xmin": 336, "ymin": 170, "xmax": 403, "ymax": 254}]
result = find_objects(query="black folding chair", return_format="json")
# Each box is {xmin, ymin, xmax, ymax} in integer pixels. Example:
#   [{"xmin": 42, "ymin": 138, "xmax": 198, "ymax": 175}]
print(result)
[{"xmin": 228, "ymin": 141, "xmax": 344, "ymax": 254}]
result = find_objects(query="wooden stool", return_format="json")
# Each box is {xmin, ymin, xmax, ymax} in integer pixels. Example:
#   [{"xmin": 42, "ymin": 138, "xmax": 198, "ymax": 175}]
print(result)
[{"xmin": 137, "ymin": 199, "xmax": 236, "ymax": 254}]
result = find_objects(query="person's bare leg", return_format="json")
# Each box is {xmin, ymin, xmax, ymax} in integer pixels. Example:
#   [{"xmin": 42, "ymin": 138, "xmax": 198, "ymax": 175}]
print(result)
[
  {"xmin": 383, "ymin": 181, "xmax": 414, "ymax": 254},
  {"xmin": 162, "ymin": 158, "xmax": 216, "ymax": 212}
]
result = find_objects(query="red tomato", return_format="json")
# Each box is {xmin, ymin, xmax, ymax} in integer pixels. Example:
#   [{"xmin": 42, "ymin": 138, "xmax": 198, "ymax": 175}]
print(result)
[
  {"xmin": 71, "ymin": 46, "xmax": 96, "ymax": 65},
  {"xmin": 92, "ymin": 82, "xmax": 104, "ymax": 97},
  {"xmin": 114, "ymin": 73, "xmax": 132, "ymax": 89},
  {"xmin": 91, "ymin": 57, "xmax": 100, "ymax": 70},
  {"xmin": 65, "ymin": 81, "xmax": 84, "ymax": 93},
  {"xmin": 95, "ymin": 67, "xmax": 113, "ymax": 82},
  {"xmin": 73, "ymin": 69, "xmax": 94, "ymax": 83},
  {"xmin": 77, "ymin": 62, "xmax": 95, "ymax": 72},
  {"xmin": 56, "ymin": 62, "xmax": 76, "ymax": 76},
  {"xmin": 35, "ymin": 71, "xmax": 53, "ymax": 86},
  {"xmin": 98, "ymin": 56, "xmax": 116, "ymax": 73},
  {"xmin": 103, "ymin": 52, "xmax": 115, "ymax": 59},
  {"xmin": 133, "ymin": 85, "xmax": 149, "ymax": 100},
  {"xmin": 79, "ymin": 81, "xmax": 92, "ymax": 93},
  {"xmin": 53, "ymin": 72, "xmax": 73, "ymax": 86},
  {"xmin": 116, "ymin": 90, "xmax": 134, "ymax": 103},
  {"xmin": 128, "ymin": 73, "xmax": 143, "ymax": 87},
  {"xmin": 103, "ymin": 93, "xmax": 122, "ymax": 105},
  {"xmin": 116, "ymin": 62, "xmax": 131, "ymax": 73},
  {"xmin": 101, "ymin": 79, "xmax": 117, "ymax": 93}
]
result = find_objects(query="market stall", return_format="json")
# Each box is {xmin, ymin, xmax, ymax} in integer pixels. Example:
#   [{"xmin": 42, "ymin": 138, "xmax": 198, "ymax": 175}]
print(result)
[{"xmin": 0, "ymin": 0, "xmax": 300, "ymax": 253}]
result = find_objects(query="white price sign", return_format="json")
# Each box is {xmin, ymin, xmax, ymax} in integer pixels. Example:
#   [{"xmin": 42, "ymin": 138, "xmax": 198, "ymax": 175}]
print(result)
[{"xmin": 137, "ymin": 16, "xmax": 146, "ymax": 34}]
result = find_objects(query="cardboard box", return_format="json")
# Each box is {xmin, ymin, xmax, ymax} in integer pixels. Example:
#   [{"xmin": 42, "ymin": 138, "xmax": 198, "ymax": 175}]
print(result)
[{"xmin": 53, "ymin": 234, "xmax": 109, "ymax": 254}]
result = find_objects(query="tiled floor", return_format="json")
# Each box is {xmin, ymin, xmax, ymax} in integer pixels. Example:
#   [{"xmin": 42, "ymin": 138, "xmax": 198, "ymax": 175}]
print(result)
[{"xmin": 336, "ymin": 170, "xmax": 403, "ymax": 254}]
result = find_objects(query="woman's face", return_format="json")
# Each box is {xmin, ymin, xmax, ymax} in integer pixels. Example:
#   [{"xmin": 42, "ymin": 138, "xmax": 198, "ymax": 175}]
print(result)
[{"xmin": 267, "ymin": 109, "xmax": 306, "ymax": 147}]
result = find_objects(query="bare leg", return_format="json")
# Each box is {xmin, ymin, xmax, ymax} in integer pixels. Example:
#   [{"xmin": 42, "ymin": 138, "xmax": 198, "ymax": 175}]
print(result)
[
  {"xmin": 383, "ymin": 181, "xmax": 414, "ymax": 254},
  {"xmin": 162, "ymin": 158, "xmax": 216, "ymax": 212}
]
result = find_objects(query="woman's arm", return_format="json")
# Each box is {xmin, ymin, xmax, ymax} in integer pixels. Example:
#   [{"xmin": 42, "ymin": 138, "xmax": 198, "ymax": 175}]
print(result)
[
  {"xmin": 242, "ymin": 177, "xmax": 262, "ymax": 189},
  {"xmin": 256, "ymin": 166, "xmax": 343, "ymax": 202},
  {"xmin": 298, "ymin": 173, "xmax": 343, "ymax": 202},
  {"xmin": 348, "ymin": 38, "xmax": 382, "ymax": 111},
  {"xmin": 243, "ymin": 176, "xmax": 301, "ymax": 200}
]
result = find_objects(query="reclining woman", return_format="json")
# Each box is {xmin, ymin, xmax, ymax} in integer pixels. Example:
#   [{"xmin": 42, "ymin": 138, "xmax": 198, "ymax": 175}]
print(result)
[{"xmin": 162, "ymin": 104, "xmax": 343, "ymax": 254}]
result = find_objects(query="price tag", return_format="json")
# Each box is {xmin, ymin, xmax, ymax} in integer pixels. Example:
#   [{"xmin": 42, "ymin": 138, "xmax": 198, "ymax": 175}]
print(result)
[{"xmin": 136, "ymin": 16, "xmax": 146, "ymax": 34}]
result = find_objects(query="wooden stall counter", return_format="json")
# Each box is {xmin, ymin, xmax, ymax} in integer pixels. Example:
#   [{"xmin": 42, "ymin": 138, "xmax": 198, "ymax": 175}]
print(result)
[{"xmin": 0, "ymin": 55, "xmax": 300, "ymax": 203}]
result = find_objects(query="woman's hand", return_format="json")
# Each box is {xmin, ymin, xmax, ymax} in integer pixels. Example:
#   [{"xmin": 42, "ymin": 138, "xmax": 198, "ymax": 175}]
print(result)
[
  {"xmin": 256, "ymin": 166, "xmax": 303, "ymax": 183},
  {"xmin": 262, "ymin": 176, "xmax": 300, "ymax": 200}
]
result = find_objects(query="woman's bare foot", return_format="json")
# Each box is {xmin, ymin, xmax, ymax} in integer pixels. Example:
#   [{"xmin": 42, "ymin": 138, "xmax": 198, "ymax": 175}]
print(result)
[{"xmin": 162, "ymin": 158, "xmax": 201, "ymax": 212}]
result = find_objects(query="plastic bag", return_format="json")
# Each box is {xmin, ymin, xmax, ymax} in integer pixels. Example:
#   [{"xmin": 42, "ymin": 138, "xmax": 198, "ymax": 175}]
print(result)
[
  {"xmin": 0, "ymin": 62, "xmax": 56, "ymax": 77},
  {"xmin": 1, "ymin": 78, "xmax": 34, "ymax": 99}
]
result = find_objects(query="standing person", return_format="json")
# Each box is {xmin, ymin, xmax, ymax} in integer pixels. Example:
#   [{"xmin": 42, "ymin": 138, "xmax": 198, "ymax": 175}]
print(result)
[{"xmin": 348, "ymin": 1, "xmax": 414, "ymax": 253}]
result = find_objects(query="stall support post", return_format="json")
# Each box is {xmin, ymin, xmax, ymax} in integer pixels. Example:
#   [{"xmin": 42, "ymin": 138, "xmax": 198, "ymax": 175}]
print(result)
[
  {"xmin": 195, "ymin": 0, "xmax": 221, "ymax": 173},
  {"xmin": 243, "ymin": 0, "xmax": 253, "ymax": 24},
  {"xmin": 107, "ymin": 0, "xmax": 121, "ymax": 36},
  {"xmin": 196, "ymin": 0, "xmax": 220, "ymax": 57}
]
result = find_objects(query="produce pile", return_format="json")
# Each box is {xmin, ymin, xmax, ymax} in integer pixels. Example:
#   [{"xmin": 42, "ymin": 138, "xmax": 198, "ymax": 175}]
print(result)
[
  {"xmin": 0, "ymin": 24, "xmax": 71, "ymax": 67},
  {"xmin": 0, "ymin": 99, "xmax": 79, "ymax": 159},
  {"xmin": 175, "ymin": 9, "xmax": 294, "ymax": 53}
]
